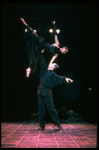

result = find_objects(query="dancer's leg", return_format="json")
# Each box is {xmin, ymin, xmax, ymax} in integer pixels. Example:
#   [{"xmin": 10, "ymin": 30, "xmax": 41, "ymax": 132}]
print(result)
[
  {"xmin": 44, "ymin": 96, "xmax": 60, "ymax": 126},
  {"xmin": 38, "ymin": 95, "xmax": 45, "ymax": 128}
]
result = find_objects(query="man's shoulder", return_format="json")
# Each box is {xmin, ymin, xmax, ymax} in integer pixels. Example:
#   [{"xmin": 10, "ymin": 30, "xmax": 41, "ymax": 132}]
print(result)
[{"xmin": 48, "ymin": 71, "xmax": 59, "ymax": 77}]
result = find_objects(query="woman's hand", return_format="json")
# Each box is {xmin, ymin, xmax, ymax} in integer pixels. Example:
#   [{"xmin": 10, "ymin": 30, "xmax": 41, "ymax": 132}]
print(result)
[
  {"xmin": 20, "ymin": 18, "xmax": 28, "ymax": 26},
  {"xmin": 52, "ymin": 21, "xmax": 56, "ymax": 24}
]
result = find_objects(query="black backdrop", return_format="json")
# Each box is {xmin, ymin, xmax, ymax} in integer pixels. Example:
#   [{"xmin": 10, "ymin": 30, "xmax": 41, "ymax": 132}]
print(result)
[{"xmin": 1, "ymin": 3, "xmax": 98, "ymax": 123}]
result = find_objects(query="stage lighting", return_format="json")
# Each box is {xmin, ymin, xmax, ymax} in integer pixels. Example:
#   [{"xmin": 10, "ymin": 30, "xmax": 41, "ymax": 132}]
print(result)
[
  {"xmin": 34, "ymin": 30, "xmax": 37, "ymax": 33},
  {"xmin": 88, "ymin": 88, "xmax": 92, "ymax": 91},
  {"xmin": 49, "ymin": 29, "xmax": 53, "ymax": 33},
  {"xmin": 25, "ymin": 29, "xmax": 37, "ymax": 33},
  {"xmin": 25, "ymin": 29, "xmax": 27, "ymax": 32},
  {"xmin": 56, "ymin": 29, "xmax": 60, "ymax": 34}
]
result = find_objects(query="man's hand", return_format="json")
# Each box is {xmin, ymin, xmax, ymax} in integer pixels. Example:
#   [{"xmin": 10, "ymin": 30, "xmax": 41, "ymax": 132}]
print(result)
[
  {"xmin": 65, "ymin": 78, "xmax": 73, "ymax": 83},
  {"xmin": 26, "ymin": 67, "xmax": 31, "ymax": 77}
]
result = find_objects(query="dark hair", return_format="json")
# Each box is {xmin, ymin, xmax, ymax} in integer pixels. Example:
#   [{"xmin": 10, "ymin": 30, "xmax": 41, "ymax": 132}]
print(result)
[
  {"xmin": 63, "ymin": 46, "xmax": 69, "ymax": 50},
  {"xmin": 48, "ymin": 63, "xmax": 59, "ymax": 71},
  {"xmin": 54, "ymin": 63, "xmax": 59, "ymax": 70}
]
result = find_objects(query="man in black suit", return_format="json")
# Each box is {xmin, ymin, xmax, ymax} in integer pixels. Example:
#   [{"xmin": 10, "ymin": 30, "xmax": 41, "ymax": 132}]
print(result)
[
  {"xmin": 27, "ymin": 53, "xmax": 73, "ymax": 131},
  {"xmin": 37, "ymin": 54, "xmax": 73, "ymax": 130}
]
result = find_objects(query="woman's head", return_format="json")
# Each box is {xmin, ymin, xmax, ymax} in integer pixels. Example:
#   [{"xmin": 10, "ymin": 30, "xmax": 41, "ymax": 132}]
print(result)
[{"xmin": 60, "ymin": 46, "xmax": 68, "ymax": 54}]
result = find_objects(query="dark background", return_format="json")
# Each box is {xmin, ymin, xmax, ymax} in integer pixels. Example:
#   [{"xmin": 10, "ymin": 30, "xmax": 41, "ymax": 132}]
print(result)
[{"xmin": 1, "ymin": 3, "xmax": 98, "ymax": 123}]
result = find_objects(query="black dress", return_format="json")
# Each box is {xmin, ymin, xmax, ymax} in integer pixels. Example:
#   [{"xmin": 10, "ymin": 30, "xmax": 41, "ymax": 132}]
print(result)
[{"xmin": 26, "ymin": 26, "xmax": 60, "ymax": 74}]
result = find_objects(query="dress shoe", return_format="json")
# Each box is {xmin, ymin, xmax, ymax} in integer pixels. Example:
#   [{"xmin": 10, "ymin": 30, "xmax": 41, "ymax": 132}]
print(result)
[
  {"xmin": 38, "ymin": 127, "xmax": 45, "ymax": 131},
  {"xmin": 58, "ymin": 125, "xmax": 63, "ymax": 130}
]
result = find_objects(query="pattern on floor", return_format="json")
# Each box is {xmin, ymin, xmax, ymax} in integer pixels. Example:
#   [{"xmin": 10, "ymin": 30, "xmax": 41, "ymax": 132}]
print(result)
[{"xmin": 1, "ymin": 122, "xmax": 97, "ymax": 148}]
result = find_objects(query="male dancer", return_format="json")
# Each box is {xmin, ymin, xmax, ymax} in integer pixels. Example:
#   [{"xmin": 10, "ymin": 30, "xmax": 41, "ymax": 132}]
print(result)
[
  {"xmin": 38, "ymin": 55, "xmax": 73, "ymax": 130},
  {"xmin": 27, "ymin": 51, "xmax": 73, "ymax": 130}
]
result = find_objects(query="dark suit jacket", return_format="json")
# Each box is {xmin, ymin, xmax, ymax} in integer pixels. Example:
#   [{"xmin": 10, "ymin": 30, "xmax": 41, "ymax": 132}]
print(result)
[{"xmin": 37, "ymin": 70, "xmax": 67, "ymax": 96}]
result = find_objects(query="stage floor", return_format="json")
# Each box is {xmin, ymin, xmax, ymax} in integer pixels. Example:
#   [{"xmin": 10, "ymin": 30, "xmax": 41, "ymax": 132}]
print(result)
[{"xmin": 1, "ymin": 122, "xmax": 97, "ymax": 148}]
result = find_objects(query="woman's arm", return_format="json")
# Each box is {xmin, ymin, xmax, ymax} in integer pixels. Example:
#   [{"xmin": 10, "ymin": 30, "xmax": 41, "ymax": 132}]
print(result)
[
  {"xmin": 54, "ymin": 35, "xmax": 60, "ymax": 48},
  {"xmin": 20, "ymin": 18, "xmax": 33, "ymax": 30},
  {"xmin": 52, "ymin": 21, "xmax": 60, "ymax": 48},
  {"xmin": 49, "ymin": 54, "xmax": 58, "ymax": 65}
]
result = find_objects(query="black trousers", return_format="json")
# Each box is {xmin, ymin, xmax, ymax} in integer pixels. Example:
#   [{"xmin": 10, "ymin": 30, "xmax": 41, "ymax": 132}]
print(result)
[{"xmin": 38, "ymin": 95, "xmax": 60, "ymax": 127}]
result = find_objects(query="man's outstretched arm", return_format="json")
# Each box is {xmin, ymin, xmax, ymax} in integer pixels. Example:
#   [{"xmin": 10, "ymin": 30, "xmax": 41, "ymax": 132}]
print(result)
[{"xmin": 56, "ymin": 73, "xmax": 73, "ymax": 85}]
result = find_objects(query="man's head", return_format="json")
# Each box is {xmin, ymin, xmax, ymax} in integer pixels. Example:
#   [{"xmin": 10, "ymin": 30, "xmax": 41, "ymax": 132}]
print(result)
[
  {"xmin": 48, "ymin": 63, "xmax": 59, "ymax": 71},
  {"xmin": 60, "ymin": 46, "xmax": 68, "ymax": 54}
]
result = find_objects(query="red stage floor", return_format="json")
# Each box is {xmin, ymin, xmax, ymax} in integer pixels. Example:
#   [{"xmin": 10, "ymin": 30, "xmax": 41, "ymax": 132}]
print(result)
[{"xmin": 1, "ymin": 122, "xmax": 97, "ymax": 148}]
